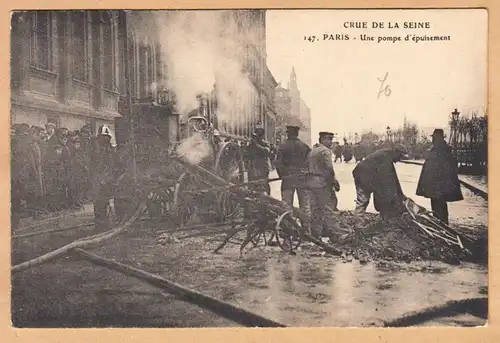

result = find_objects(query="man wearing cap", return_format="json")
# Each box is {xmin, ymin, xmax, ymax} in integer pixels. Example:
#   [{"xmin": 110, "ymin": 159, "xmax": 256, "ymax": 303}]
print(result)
[
  {"xmin": 416, "ymin": 129, "xmax": 463, "ymax": 224},
  {"xmin": 247, "ymin": 126, "xmax": 272, "ymax": 194},
  {"xmin": 275, "ymin": 125, "xmax": 311, "ymax": 231},
  {"xmin": 307, "ymin": 131, "xmax": 340, "ymax": 238},
  {"xmin": 352, "ymin": 144, "xmax": 408, "ymax": 219}
]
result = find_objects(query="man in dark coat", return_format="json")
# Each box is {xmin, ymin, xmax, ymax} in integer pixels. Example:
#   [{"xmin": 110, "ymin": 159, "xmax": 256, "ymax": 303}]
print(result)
[
  {"xmin": 353, "ymin": 144, "xmax": 408, "ymax": 219},
  {"xmin": 275, "ymin": 125, "xmax": 311, "ymax": 231},
  {"xmin": 247, "ymin": 127, "xmax": 271, "ymax": 195},
  {"xmin": 343, "ymin": 143, "xmax": 354, "ymax": 163},
  {"xmin": 69, "ymin": 136, "xmax": 90, "ymax": 208},
  {"xmin": 334, "ymin": 142, "xmax": 343, "ymax": 163},
  {"xmin": 307, "ymin": 131, "xmax": 340, "ymax": 238},
  {"xmin": 416, "ymin": 129, "xmax": 463, "ymax": 224}
]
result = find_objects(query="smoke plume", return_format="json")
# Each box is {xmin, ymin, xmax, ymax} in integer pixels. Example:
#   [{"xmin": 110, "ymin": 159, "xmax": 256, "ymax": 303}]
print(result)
[{"xmin": 130, "ymin": 10, "xmax": 261, "ymax": 126}]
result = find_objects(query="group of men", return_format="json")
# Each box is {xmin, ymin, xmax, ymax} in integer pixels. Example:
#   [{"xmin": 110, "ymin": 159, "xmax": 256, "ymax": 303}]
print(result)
[
  {"xmin": 251, "ymin": 125, "xmax": 463, "ymax": 238},
  {"xmin": 11, "ymin": 122, "xmax": 117, "ymax": 230}
]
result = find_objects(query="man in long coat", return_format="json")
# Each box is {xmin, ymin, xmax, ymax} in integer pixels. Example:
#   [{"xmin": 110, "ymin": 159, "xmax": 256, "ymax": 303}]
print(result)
[
  {"xmin": 416, "ymin": 129, "xmax": 463, "ymax": 224},
  {"xmin": 353, "ymin": 144, "xmax": 408, "ymax": 219},
  {"xmin": 275, "ymin": 125, "xmax": 311, "ymax": 231},
  {"xmin": 308, "ymin": 131, "xmax": 340, "ymax": 238},
  {"xmin": 247, "ymin": 127, "xmax": 271, "ymax": 195}
]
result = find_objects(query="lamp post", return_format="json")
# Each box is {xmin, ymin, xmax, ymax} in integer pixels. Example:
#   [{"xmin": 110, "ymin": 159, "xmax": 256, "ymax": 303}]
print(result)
[{"xmin": 450, "ymin": 108, "xmax": 460, "ymax": 146}]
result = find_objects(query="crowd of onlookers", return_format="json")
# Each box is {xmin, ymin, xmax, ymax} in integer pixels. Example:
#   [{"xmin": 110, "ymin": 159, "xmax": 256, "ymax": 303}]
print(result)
[{"xmin": 11, "ymin": 122, "xmax": 96, "ymax": 221}]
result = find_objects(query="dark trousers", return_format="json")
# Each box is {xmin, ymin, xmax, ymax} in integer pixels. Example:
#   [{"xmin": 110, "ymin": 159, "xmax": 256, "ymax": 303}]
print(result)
[
  {"xmin": 281, "ymin": 185, "xmax": 311, "ymax": 230},
  {"xmin": 431, "ymin": 198, "xmax": 449, "ymax": 224}
]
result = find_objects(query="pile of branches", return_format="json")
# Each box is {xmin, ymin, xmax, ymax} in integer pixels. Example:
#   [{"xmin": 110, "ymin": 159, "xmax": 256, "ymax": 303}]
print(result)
[{"xmin": 321, "ymin": 211, "xmax": 484, "ymax": 265}]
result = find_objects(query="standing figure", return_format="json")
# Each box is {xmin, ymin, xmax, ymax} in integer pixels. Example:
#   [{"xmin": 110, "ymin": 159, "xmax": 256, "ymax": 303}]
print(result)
[
  {"xmin": 343, "ymin": 143, "xmax": 354, "ymax": 163},
  {"xmin": 334, "ymin": 143, "xmax": 343, "ymax": 163},
  {"xmin": 247, "ymin": 127, "xmax": 271, "ymax": 195},
  {"xmin": 27, "ymin": 126, "xmax": 46, "ymax": 215},
  {"xmin": 45, "ymin": 123, "xmax": 56, "ymax": 141},
  {"xmin": 352, "ymin": 145, "xmax": 408, "ymax": 219},
  {"xmin": 416, "ymin": 129, "xmax": 463, "ymax": 224},
  {"xmin": 353, "ymin": 143, "xmax": 364, "ymax": 163},
  {"xmin": 307, "ymin": 131, "xmax": 340, "ymax": 238},
  {"xmin": 90, "ymin": 125, "xmax": 116, "ymax": 229},
  {"xmin": 69, "ymin": 136, "xmax": 90, "ymax": 208},
  {"xmin": 275, "ymin": 125, "xmax": 311, "ymax": 233}
]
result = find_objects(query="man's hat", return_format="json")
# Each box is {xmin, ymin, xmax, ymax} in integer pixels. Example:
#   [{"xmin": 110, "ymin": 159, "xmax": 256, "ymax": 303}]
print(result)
[
  {"xmin": 319, "ymin": 131, "xmax": 335, "ymax": 137},
  {"xmin": 430, "ymin": 129, "xmax": 445, "ymax": 137},
  {"xmin": 286, "ymin": 125, "xmax": 300, "ymax": 132},
  {"xmin": 46, "ymin": 123, "xmax": 56, "ymax": 129}
]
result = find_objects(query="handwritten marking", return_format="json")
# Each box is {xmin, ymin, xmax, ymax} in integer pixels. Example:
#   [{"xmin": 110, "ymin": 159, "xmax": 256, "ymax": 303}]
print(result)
[{"xmin": 377, "ymin": 72, "xmax": 392, "ymax": 99}]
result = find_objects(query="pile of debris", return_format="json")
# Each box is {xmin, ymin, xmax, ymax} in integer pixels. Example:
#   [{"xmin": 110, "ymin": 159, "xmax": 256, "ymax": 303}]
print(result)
[{"xmin": 319, "ymin": 210, "xmax": 487, "ymax": 265}]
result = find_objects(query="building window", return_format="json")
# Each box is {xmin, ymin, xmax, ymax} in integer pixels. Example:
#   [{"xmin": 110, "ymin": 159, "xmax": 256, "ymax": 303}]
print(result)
[
  {"xmin": 30, "ymin": 11, "xmax": 52, "ymax": 71},
  {"xmin": 147, "ymin": 45, "xmax": 155, "ymax": 97},
  {"xmin": 139, "ymin": 44, "xmax": 148, "ymax": 98},
  {"xmin": 129, "ymin": 35, "xmax": 138, "ymax": 99},
  {"xmin": 102, "ymin": 12, "xmax": 115, "ymax": 91},
  {"xmin": 155, "ymin": 43, "xmax": 163, "ymax": 82},
  {"xmin": 71, "ymin": 11, "xmax": 88, "ymax": 82}
]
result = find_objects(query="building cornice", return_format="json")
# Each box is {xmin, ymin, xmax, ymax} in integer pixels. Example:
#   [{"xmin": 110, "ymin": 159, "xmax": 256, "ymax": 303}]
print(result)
[{"xmin": 11, "ymin": 95, "xmax": 122, "ymax": 121}]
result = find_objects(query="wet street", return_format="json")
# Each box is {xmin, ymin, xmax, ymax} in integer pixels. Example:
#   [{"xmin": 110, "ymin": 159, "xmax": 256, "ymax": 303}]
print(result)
[
  {"xmin": 270, "ymin": 161, "xmax": 488, "ymax": 227},
  {"xmin": 12, "ymin": 161, "xmax": 488, "ymax": 328}
]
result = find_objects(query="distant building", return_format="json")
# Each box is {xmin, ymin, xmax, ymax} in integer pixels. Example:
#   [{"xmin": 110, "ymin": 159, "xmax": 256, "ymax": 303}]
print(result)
[{"xmin": 274, "ymin": 67, "xmax": 312, "ymax": 146}]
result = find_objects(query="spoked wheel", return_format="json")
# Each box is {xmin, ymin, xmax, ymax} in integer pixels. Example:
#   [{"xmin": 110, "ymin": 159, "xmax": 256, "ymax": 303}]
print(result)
[
  {"xmin": 214, "ymin": 141, "xmax": 245, "ymax": 220},
  {"xmin": 251, "ymin": 226, "xmax": 276, "ymax": 247},
  {"xmin": 275, "ymin": 210, "xmax": 303, "ymax": 253},
  {"xmin": 173, "ymin": 173, "xmax": 199, "ymax": 227}
]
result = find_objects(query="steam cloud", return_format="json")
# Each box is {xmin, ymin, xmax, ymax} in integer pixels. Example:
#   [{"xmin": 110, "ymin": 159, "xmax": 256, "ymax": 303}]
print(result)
[
  {"xmin": 128, "ymin": 10, "xmax": 263, "ymax": 164},
  {"xmin": 130, "ymin": 10, "xmax": 261, "ymax": 127}
]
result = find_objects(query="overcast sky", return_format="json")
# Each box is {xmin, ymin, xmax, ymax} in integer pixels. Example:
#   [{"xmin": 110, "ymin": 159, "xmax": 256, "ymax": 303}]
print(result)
[{"xmin": 265, "ymin": 9, "xmax": 487, "ymax": 140}]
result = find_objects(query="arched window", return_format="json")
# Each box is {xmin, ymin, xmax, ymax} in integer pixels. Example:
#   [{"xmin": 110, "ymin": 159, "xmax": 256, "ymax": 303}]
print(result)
[
  {"xmin": 71, "ymin": 11, "xmax": 88, "ymax": 82},
  {"xmin": 102, "ymin": 11, "xmax": 115, "ymax": 91},
  {"xmin": 30, "ymin": 11, "xmax": 52, "ymax": 71}
]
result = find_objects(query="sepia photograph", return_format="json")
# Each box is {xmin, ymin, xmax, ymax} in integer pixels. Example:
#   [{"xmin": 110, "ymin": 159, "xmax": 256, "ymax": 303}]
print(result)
[{"xmin": 10, "ymin": 8, "xmax": 488, "ymax": 328}]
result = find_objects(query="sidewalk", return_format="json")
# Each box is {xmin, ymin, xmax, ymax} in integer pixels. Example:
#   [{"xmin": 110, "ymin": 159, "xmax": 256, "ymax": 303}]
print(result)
[{"xmin": 401, "ymin": 160, "xmax": 488, "ymax": 200}]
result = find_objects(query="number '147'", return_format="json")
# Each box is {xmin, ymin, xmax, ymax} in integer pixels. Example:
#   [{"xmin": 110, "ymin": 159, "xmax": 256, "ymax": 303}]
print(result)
[{"xmin": 304, "ymin": 36, "xmax": 316, "ymax": 42}]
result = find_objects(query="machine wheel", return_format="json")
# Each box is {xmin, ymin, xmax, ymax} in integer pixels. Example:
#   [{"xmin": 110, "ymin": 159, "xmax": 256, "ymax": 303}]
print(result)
[
  {"xmin": 275, "ymin": 210, "xmax": 303, "ymax": 253},
  {"xmin": 213, "ymin": 141, "xmax": 245, "ymax": 220},
  {"xmin": 173, "ymin": 173, "xmax": 198, "ymax": 227}
]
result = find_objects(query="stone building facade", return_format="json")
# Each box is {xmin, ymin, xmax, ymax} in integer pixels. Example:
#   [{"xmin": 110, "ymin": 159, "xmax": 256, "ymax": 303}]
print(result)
[{"xmin": 10, "ymin": 10, "xmax": 168, "ymax": 144}]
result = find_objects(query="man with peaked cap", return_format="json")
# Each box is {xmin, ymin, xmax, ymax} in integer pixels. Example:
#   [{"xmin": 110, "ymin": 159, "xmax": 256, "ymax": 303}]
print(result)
[
  {"xmin": 307, "ymin": 131, "xmax": 340, "ymax": 238},
  {"xmin": 275, "ymin": 125, "xmax": 312, "ymax": 232},
  {"xmin": 416, "ymin": 129, "xmax": 463, "ymax": 224},
  {"xmin": 247, "ymin": 125, "xmax": 272, "ymax": 195},
  {"xmin": 353, "ymin": 144, "xmax": 408, "ymax": 219}
]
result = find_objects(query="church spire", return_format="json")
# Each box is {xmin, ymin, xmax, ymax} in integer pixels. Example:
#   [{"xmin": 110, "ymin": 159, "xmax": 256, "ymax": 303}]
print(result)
[{"xmin": 289, "ymin": 66, "xmax": 297, "ymax": 91}]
